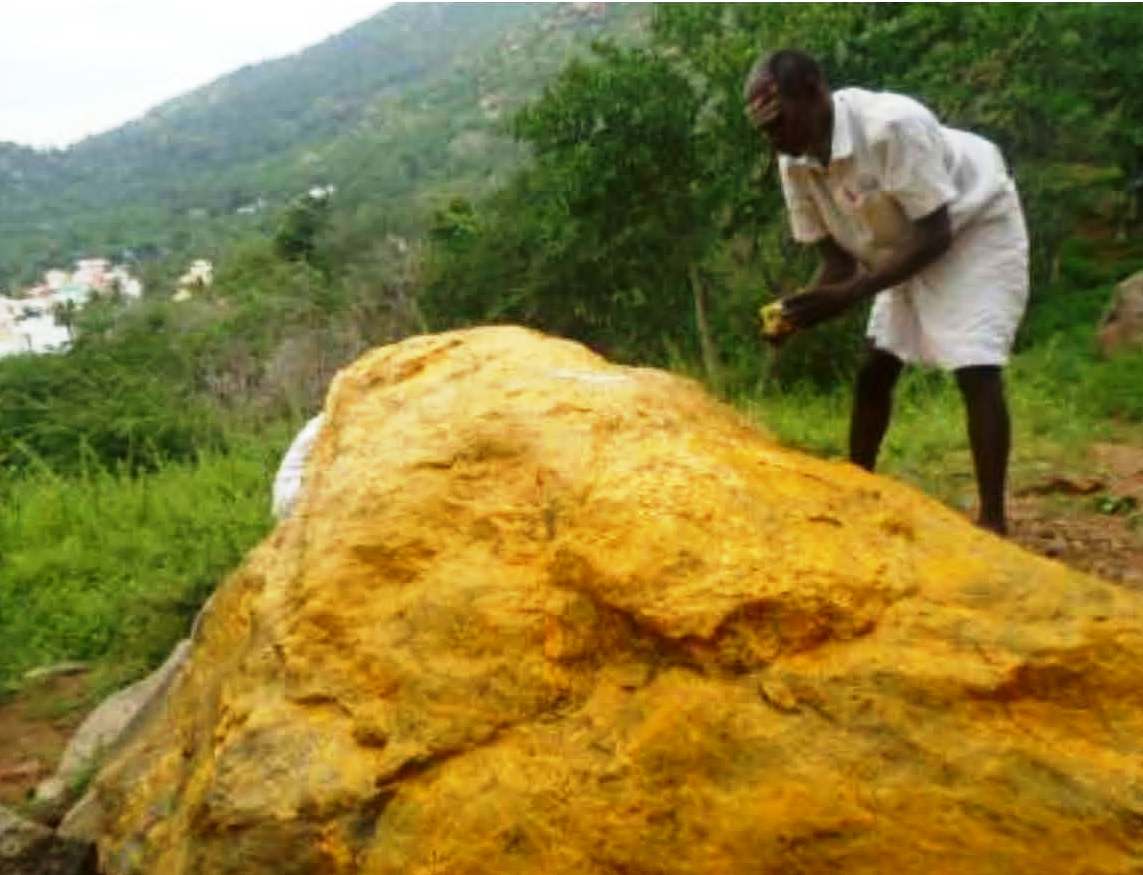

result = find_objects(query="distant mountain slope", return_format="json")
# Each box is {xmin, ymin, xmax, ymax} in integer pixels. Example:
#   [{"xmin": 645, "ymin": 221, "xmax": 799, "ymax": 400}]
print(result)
[
  {"xmin": 64, "ymin": 4, "xmax": 548, "ymax": 200},
  {"xmin": 0, "ymin": 2, "xmax": 642, "ymax": 287}
]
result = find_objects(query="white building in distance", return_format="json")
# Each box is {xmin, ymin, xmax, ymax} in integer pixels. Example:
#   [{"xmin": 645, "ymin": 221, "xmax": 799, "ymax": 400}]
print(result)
[
  {"xmin": 0, "ymin": 258, "xmax": 144, "ymax": 359},
  {"xmin": 172, "ymin": 259, "xmax": 214, "ymax": 302}
]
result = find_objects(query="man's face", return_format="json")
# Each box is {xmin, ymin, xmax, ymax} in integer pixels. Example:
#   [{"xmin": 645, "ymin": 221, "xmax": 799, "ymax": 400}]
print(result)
[{"xmin": 747, "ymin": 79, "xmax": 818, "ymax": 158}]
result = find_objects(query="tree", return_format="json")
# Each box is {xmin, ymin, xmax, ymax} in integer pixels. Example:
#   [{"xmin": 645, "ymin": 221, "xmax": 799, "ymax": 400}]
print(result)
[
  {"xmin": 423, "ymin": 6, "xmax": 1143, "ymax": 390},
  {"xmin": 273, "ymin": 192, "xmax": 332, "ymax": 268},
  {"xmin": 425, "ymin": 42, "xmax": 718, "ymax": 368}
]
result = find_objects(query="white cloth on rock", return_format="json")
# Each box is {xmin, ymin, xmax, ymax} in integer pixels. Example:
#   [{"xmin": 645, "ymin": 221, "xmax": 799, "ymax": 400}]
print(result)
[{"xmin": 271, "ymin": 414, "xmax": 325, "ymax": 520}]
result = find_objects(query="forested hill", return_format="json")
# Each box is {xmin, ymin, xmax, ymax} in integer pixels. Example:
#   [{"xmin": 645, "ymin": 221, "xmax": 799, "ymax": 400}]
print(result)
[
  {"xmin": 0, "ymin": 2, "xmax": 639, "ymax": 287},
  {"xmin": 65, "ymin": 4, "xmax": 545, "ymax": 184}
]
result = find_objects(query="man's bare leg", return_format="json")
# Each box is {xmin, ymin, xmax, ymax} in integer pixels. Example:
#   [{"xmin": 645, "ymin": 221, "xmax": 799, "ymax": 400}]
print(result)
[
  {"xmin": 955, "ymin": 365, "xmax": 1011, "ymax": 535},
  {"xmin": 849, "ymin": 348, "xmax": 904, "ymax": 471}
]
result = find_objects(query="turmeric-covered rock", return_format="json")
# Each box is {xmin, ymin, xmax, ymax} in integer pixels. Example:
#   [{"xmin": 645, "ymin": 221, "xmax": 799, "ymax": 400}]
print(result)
[{"xmin": 80, "ymin": 327, "xmax": 1142, "ymax": 873}]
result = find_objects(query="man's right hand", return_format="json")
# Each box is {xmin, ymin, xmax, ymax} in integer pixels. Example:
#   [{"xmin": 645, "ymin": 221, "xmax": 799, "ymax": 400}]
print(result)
[
  {"xmin": 745, "ymin": 81, "xmax": 780, "ymax": 130},
  {"xmin": 783, "ymin": 272, "xmax": 870, "ymax": 331},
  {"xmin": 758, "ymin": 300, "xmax": 795, "ymax": 344}
]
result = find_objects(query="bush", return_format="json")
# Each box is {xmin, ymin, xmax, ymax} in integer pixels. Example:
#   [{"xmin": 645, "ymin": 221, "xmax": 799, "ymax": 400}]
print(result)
[
  {"xmin": 0, "ymin": 346, "xmax": 224, "ymax": 475},
  {"xmin": 0, "ymin": 433, "xmax": 283, "ymax": 689}
]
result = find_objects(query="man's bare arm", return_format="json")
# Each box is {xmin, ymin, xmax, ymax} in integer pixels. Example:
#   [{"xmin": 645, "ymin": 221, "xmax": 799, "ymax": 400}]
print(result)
[
  {"xmin": 784, "ymin": 206, "xmax": 952, "ymax": 329},
  {"xmin": 813, "ymin": 236, "xmax": 859, "ymax": 286}
]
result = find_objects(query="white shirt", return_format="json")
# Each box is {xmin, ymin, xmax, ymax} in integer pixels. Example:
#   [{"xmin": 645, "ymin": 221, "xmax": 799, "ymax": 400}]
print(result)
[{"xmin": 778, "ymin": 87, "xmax": 1015, "ymax": 267}]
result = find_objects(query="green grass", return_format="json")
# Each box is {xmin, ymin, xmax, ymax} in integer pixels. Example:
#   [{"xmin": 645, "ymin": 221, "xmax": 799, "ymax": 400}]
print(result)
[
  {"xmin": 738, "ymin": 327, "xmax": 1143, "ymax": 510},
  {"xmin": 0, "ymin": 431, "xmax": 287, "ymax": 692}
]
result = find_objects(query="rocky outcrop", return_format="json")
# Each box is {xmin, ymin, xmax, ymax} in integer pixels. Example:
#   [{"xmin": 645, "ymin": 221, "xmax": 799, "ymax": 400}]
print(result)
[
  {"xmin": 34, "ymin": 642, "xmax": 190, "ymax": 820},
  {"xmin": 74, "ymin": 327, "xmax": 1143, "ymax": 873},
  {"xmin": 1098, "ymin": 269, "xmax": 1143, "ymax": 355}
]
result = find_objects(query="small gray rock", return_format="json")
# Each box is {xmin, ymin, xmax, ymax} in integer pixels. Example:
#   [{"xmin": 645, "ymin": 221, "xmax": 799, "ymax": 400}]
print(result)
[
  {"xmin": 0, "ymin": 804, "xmax": 96, "ymax": 874},
  {"xmin": 1098, "ymin": 269, "xmax": 1143, "ymax": 355},
  {"xmin": 34, "ymin": 641, "xmax": 190, "ymax": 813}
]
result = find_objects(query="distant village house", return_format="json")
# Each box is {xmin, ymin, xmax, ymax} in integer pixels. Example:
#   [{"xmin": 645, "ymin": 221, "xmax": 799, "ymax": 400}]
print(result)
[
  {"xmin": 0, "ymin": 258, "xmax": 143, "ymax": 359},
  {"xmin": 172, "ymin": 259, "xmax": 214, "ymax": 303}
]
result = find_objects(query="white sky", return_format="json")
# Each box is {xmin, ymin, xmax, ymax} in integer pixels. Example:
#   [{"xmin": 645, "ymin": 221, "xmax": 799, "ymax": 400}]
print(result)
[{"xmin": 0, "ymin": 0, "xmax": 394, "ymax": 149}]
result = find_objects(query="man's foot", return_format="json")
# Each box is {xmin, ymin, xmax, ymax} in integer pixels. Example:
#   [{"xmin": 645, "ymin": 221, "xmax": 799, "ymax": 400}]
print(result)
[{"xmin": 977, "ymin": 515, "xmax": 1008, "ymax": 537}]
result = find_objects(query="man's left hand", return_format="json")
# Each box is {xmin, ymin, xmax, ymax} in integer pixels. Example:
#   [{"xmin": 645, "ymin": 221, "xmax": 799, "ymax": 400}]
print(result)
[{"xmin": 783, "ymin": 275, "xmax": 869, "ymax": 331}]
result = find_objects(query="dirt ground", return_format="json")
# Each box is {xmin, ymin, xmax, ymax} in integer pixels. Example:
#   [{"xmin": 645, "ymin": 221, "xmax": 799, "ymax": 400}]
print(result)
[
  {"xmin": 0, "ymin": 672, "xmax": 90, "ymax": 811},
  {"xmin": 1, "ymin": 443, "xmax": 1139, "ymax": 819},
  {"xmin": 1010, "ymin": 499, "xmax": 1142, "ymax": 588},
  {"xmin": 1009, "ymin": 441, "xmax": 1143, "ymax": 590}
]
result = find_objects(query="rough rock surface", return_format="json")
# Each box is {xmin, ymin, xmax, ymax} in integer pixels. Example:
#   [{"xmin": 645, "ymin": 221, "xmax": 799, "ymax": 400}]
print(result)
[
  {"xmin": 79, "ymin": 327, "xmax": 1142, "ymax": 873},
  {"xmin": 0, "ymin": 804, "xmax": 95, "ymax": 874},
  {"xmin": 1098, "ymin": 268, "xmax": 1143, "ymax": 355}
]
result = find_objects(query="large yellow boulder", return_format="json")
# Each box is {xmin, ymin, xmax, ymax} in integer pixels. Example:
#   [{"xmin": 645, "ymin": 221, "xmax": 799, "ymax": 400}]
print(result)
[{"xmin": 82, "ymin": 327, "xmax": 1142, "ymax": 873}]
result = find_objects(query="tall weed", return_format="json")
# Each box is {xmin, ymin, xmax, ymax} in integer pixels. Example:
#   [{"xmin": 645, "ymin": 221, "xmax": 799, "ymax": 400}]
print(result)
[{"xmin": 0, "ymin": 433, "xmax": 285, "ymax": 690}]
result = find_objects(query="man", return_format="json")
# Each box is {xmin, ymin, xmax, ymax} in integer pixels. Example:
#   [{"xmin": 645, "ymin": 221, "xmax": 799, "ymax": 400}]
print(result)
[{"xmin": 744, "ymin": 49, "xmax": 1029, "ymax": 534}]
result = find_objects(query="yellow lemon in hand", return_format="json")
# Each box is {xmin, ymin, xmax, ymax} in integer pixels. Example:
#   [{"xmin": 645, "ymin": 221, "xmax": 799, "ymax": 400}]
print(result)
[{"xmin": 759, "ymin": 301, "xmax": 793, "ymax": 340}]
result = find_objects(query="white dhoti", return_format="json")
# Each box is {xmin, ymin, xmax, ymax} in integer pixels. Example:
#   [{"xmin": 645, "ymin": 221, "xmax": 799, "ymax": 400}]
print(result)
[{"xmin": 867, "ymin": 190, "xmax": 1029, "ymax": 370}]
